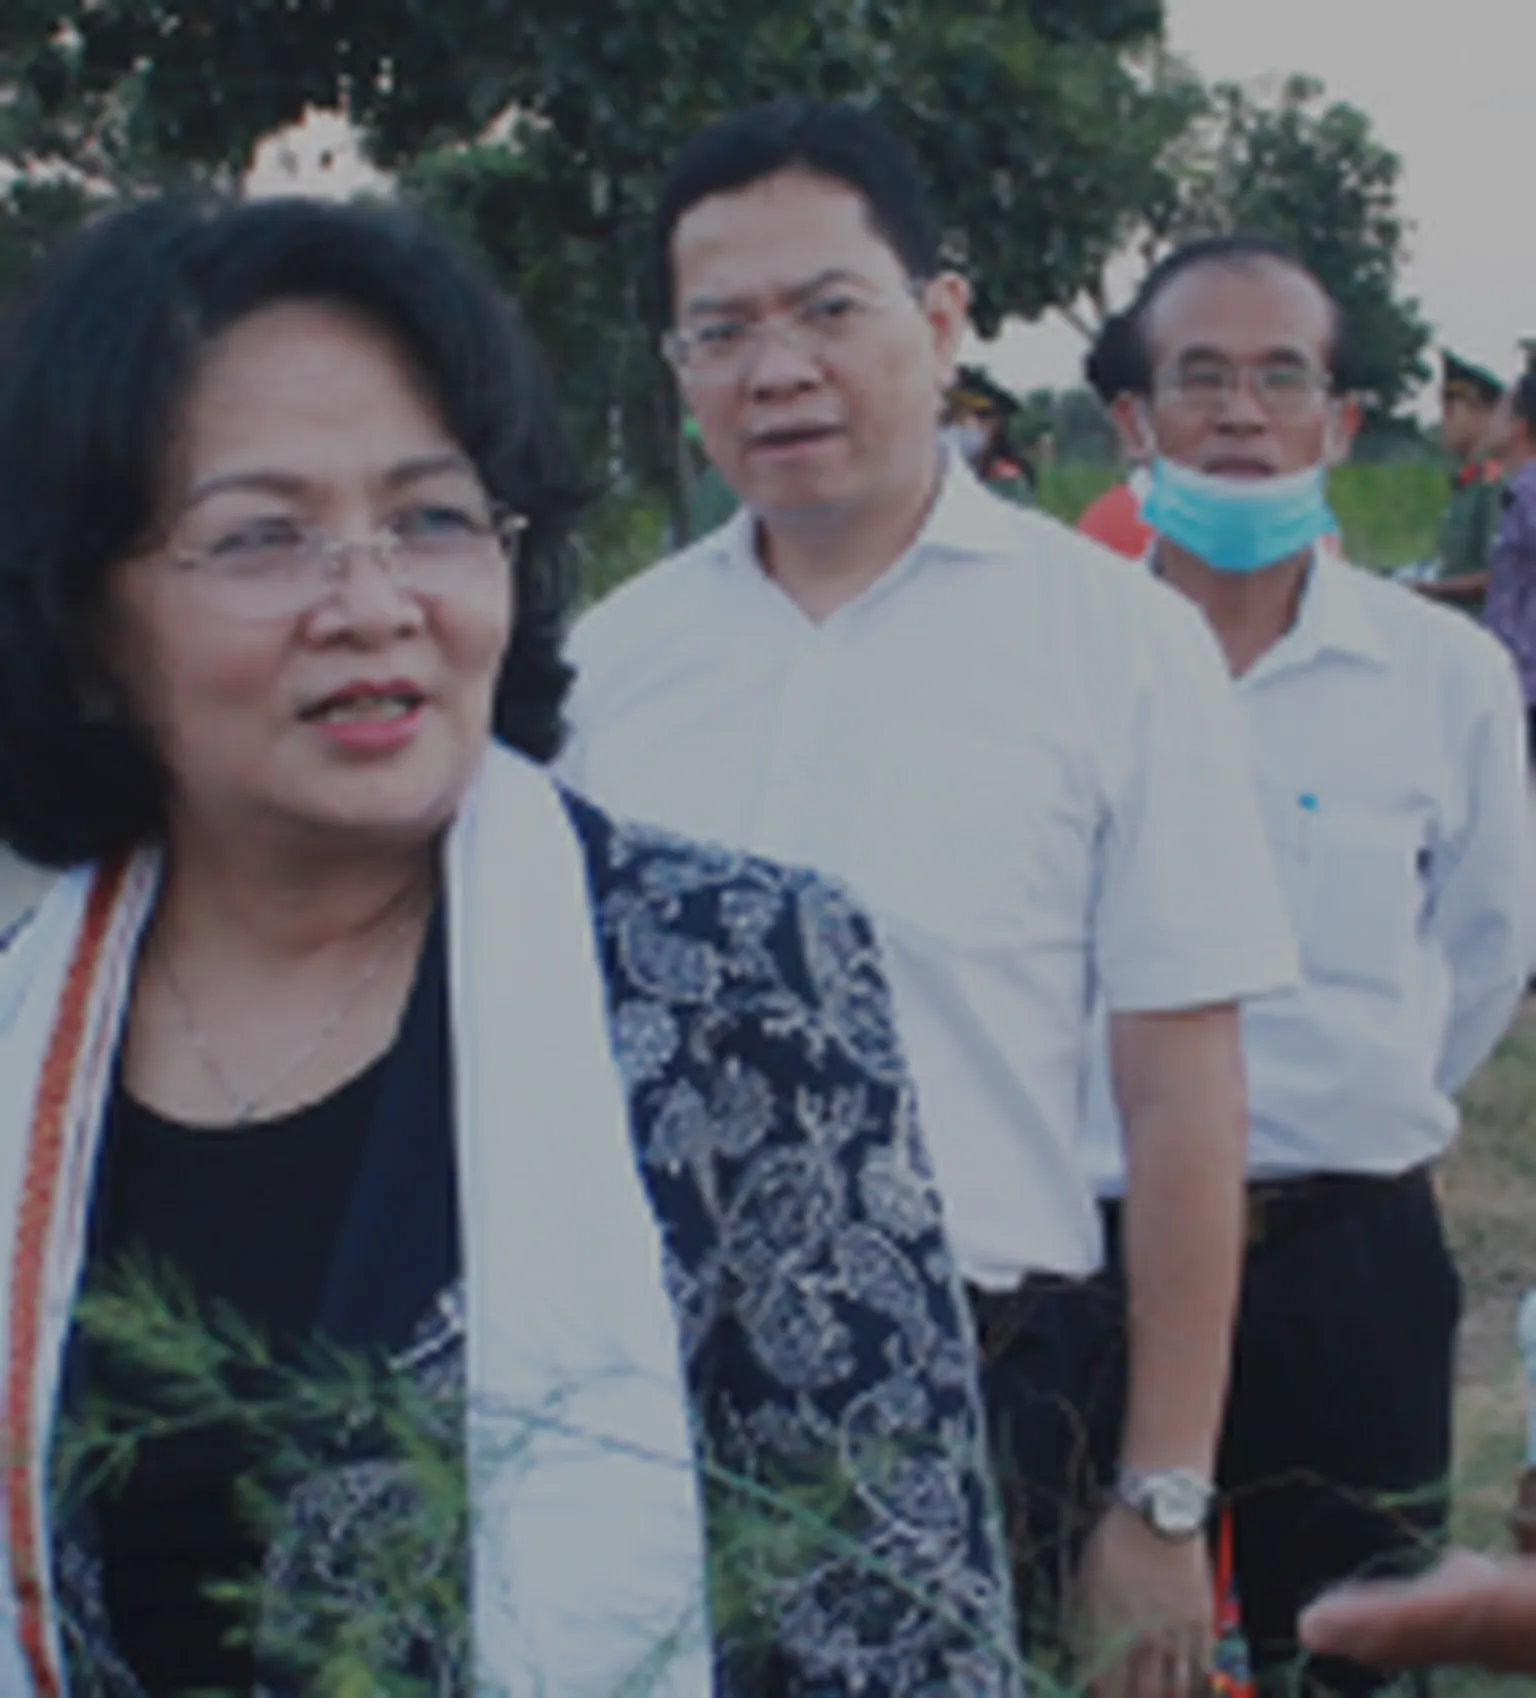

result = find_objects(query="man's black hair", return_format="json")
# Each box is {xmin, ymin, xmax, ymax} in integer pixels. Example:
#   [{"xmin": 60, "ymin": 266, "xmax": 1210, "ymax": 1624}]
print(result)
[
  {"xmin": 1084, "ymin": 235, "xmax": 1361, "ymax": 401},
  {"xmin": 1083, "ymin": 312, "xmax": 1142, "ymax": 407},
  {"xmin": 0, "ymin": 194, "xmax": 584, "ymax": 866},
  {"xmin": 651, "ymin": 98, "xmax": 940, "ymax": 327}
]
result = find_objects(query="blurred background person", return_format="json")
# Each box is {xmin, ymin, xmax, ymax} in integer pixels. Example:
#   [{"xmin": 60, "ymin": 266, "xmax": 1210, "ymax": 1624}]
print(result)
[
  {"xmin": 1078, "ymin": 312, "xmax": 1155, "ymax": 559},
  {"xmin": 944, "ymin": 363, "xmax": 1037, "ymax": 504},
  {"xmin": 1417, "ymin": 350, "xmax": 1505, "ymax": 614},
  {"xmin": 1484, "ymin": 369, "xmax": 1536, "ymax": 755}
]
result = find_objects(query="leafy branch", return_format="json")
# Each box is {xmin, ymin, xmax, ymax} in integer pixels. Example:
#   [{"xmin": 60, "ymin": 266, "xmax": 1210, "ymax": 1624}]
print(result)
[{"xmin": 55, "ymin": 1257, "xmax": 1044, "ymax": 1696}]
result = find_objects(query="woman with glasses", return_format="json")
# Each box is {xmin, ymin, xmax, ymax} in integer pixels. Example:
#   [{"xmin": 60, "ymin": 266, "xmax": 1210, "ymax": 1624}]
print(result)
[{"xmin": 0, "ymin": 196, "xmax": 1016, "ymax": 1696}]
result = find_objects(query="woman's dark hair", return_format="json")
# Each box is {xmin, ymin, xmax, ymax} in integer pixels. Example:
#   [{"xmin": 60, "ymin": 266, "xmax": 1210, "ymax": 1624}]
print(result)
[
  {"xmin": 0, "ymin": 194, "xmax": 584, "ymax": 866},
  {"xmin": 651, "ymin": 98, "xmax": 940, "ymax": 326},
  {"xmin": 1085, "ymin": 234, "xmax": 1362, "ymax": 401}
]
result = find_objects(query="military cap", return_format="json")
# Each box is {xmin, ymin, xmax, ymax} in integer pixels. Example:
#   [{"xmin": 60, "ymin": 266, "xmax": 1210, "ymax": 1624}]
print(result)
[
  {"xmin": 1441, "ymin": 350, "xmax": 1504, "ymax": 406},
  {"xmin": 950, "ymin": 364, "xmax": 1020, "ymax": 417}
]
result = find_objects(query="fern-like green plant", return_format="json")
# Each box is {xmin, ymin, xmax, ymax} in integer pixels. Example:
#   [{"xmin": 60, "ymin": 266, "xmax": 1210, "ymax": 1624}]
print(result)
[{"xmin": 56, "ymin": 1257, "xmax": 1042, "ymax": 1697}]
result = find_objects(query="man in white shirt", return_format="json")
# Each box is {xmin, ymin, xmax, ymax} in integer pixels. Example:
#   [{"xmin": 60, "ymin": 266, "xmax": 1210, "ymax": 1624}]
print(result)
[
  {"xmin": 558, "ymin": 100, "xmax": 1298, "ymax": 1695},
  {"xmin": 1082, "ymin": 236, "xmax": 1530, "ymax": 1695}
]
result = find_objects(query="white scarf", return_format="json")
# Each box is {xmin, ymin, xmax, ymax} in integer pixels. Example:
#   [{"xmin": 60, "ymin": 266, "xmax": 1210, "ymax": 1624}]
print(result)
[{"xmin": 0, "ymin": 746, "xmax": 711, "ymax": 1696}]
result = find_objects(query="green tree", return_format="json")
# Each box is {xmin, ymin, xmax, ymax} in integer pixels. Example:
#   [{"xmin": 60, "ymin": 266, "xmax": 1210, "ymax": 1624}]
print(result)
[
  {"xmin": 1149, "ymin": 74, "xmax": 1431, "ymax": 413},
  {"xmin": 0, "ymin": 6, "xmax": 197, "ymax": 305},
  {"xmin": 0, "ymin": 1, "xmax": 1198, "ymax": 518},
  {"xmin": 0, "ymin": 175, "xmax": 97, "ymax": 304}
]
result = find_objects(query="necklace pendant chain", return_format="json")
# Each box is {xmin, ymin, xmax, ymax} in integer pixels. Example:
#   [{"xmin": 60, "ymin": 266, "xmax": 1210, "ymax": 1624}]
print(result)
[{"xmin": 157, "ymin": 889, "xmax": 422, "ymax": 1125}]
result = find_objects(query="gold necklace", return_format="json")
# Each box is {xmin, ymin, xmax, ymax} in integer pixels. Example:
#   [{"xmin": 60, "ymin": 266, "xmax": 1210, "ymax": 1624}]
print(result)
[{"xmin": 155, "ymin": 889, "xmax": 424, "ymax": 1126}]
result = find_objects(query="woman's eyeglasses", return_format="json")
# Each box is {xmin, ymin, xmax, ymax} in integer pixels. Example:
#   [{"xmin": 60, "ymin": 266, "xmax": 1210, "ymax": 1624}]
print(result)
[{"xmin": 166, "ymin": 506, "xmax": 528, "ymax": 622}]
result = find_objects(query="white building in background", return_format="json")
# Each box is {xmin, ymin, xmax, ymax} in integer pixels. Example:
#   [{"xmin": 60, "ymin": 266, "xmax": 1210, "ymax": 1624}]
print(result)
[{"xmin": 246, "ymin": 109, "xmax": 390, "ymax": 202}]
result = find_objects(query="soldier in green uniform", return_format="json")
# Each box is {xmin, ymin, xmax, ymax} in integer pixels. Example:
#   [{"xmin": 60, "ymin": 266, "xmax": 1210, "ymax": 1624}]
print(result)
[
  {"xmin": 1419, "ymin": 351, "xmax": 1505, "ymax": 616},
  {"xmin": 944, "ymin": 364, "xmax": 1037, "ymax": 505}
]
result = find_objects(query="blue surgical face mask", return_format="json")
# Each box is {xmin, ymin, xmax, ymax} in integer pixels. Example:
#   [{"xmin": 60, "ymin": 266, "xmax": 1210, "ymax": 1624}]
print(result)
[{"xmin": 1141, "ymin": 455, "xmax": 1337, "ymax": 573}]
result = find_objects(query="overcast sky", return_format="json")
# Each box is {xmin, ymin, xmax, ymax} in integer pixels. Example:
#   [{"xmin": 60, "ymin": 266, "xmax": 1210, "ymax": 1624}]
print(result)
[{"xmin": 974, "ymin": 0, "xmax": 1535, "ymax": 409}]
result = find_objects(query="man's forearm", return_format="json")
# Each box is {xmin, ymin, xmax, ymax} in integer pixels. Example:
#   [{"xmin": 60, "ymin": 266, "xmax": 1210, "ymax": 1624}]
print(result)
[
  {"xmin": 1419, "ymin": 571, "xmax": 1490, "ymax": 602},
  {"xmin": 1118, "ymin": 1105, "xmax": 1246, "ymax": 1474}
]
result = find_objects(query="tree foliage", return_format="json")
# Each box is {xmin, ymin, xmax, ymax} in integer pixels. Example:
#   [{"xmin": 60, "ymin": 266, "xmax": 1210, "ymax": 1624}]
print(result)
[
  {"xmin": 0, "ymin": 176, "xmax": 98, "ymax": 304},
  {"xmin": 1146, "ymin": 74, "xmax": 1430, "ymax": 412},
  {"xmin": 0, "ymin": 0, "xmax": 1195, "ymax": 499}
]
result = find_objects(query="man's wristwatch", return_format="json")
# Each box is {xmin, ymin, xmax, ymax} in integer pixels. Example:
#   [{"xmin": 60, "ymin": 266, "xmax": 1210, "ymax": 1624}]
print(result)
[{"xmin": 1114, "ymin": 1467, "xmax": 1216, "ymax": 1540}]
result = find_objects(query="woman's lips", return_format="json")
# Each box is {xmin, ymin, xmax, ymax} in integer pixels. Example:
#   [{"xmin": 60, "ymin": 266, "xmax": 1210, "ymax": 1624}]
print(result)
[
  {"xmin": 301, "ymin": 686, "xmax": 429, "ymax": 754},
  {"xmin": 311, "ymin": 701, "xmax": 426, "ymax": 754}
]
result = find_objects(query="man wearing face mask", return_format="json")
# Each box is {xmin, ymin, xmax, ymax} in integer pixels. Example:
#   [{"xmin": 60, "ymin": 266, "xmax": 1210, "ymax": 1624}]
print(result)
[{"xmin": 1081, "ymin": 236, "xmax": 1531, "ymax": 1696}]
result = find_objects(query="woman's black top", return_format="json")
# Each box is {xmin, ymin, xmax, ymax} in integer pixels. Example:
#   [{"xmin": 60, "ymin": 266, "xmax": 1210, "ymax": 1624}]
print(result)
[{"xmin": 84, "ymin": 1061, "xmax": 381, "ymax": 1696}]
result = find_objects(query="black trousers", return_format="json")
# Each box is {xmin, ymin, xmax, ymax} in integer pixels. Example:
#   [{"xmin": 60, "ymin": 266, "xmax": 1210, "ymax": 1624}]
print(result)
[
  {"xmin": 965, "ymin": 1271, "xmax": 1124, "ymax": 1664},
  {"xmin": 1211, "ymin": 1169, "xmax": 1459, "ymax": 1694},
  {"xmin": 969, "ymin": 1169, "xmax": 1458, "ymax": 1695}
]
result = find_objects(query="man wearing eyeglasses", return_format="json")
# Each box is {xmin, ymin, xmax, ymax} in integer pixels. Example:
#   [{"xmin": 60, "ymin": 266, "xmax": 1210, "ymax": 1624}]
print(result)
[
  {"xmin": 559, "ymin": 101, "xmax": 1301, "ymax": 1696},
  {"xmin": 1081, "ymin": 236, "xmax": 1530, "ymax": 1696}
]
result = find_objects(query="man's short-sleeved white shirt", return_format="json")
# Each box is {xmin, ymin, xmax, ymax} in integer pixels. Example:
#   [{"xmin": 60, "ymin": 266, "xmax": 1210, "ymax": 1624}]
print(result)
[
  {"xmin": 1084, "ymin": 549, "xmax": 1531, "ymax": 1193},
  {"xmin": 559, "ymin": 459, "xmax": 1298, "ymax": 1285}
]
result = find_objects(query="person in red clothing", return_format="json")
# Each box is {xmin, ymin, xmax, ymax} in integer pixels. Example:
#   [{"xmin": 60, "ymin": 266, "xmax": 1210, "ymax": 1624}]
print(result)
[
  {"xmin": 1077, "ymin": 467, "xmax": 1153, "ymax": 558},
  {"xmin": 1078, "ymin": 310, "xmax": 1154, "ymax": 557}
]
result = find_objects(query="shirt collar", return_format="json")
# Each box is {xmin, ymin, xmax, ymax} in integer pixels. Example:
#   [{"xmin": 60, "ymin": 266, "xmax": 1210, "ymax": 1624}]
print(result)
[
  {"xmin": 1244, "ymin": 543, "xmax": 1393, "ymax": 685},
  {"xmin": 1141, "ymin": 538, "xmax": 1392, "ymax": 685},
  {"xmin": 701, "ymin": 445, "xmax": 1019, "ymax": 586},
  {"xmin": 915, "ymin": 450, "xmax": 1029, "ymax": 559}
]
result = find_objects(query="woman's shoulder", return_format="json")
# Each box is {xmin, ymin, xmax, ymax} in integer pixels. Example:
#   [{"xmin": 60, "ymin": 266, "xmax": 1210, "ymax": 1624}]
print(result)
[{"xmin": 560, "ymin": 789, "xmax": 907, "ymax": 1091}]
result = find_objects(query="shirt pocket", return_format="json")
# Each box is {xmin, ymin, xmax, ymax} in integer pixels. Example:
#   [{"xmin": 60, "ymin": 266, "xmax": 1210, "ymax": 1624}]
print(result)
[{"xmin": 1295, "ymin": 809, "xmax": 1423, "ymax": 996}]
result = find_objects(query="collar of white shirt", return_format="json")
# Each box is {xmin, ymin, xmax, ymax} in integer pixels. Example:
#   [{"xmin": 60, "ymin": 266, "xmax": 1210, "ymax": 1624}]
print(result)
[
  {"xmin": 1143, "ymin": 538, "xmax": 1394, "ymax": 687},
  {"xmin": 701, "ymin": 449, "xmax": 1024, "ymax": 605},
  {"xmin": 1245, "ymin": 545, "xmax": 1393, "ymax": 687}
]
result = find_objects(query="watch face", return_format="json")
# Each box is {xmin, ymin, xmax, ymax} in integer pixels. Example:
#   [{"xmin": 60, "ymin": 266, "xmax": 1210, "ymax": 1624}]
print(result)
[{"xmin": 1147, "ymin": 1474, "xmax": 1211, "ymax": 1537}]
